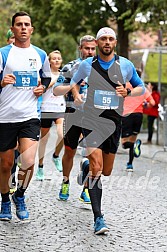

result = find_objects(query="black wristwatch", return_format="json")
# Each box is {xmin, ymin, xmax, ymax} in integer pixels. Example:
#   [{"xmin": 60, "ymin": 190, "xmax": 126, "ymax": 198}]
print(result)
[{"xmin": 126, "ymin": 88, "xmax": 131, "ymax": 96}]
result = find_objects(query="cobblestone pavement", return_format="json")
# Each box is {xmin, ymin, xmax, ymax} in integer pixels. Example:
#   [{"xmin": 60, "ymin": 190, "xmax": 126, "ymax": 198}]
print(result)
[{"xmin": 0, "ymin": 128, "xmax": 167, "ymax": 252}]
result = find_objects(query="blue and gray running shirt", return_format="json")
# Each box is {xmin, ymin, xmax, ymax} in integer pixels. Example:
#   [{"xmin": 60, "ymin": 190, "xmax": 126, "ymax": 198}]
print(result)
[{"xmin": 71, "ymin": 54, "xmax": 145, "ymax": 120}]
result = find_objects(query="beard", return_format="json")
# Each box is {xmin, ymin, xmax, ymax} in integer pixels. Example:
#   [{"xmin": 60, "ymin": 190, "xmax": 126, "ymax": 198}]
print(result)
[{"xmin": 99, "ymin": 46, "xmax": 113, "ymax": 56}]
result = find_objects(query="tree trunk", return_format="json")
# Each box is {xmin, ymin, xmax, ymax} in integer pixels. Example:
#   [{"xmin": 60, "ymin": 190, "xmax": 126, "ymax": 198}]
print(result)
[{"xmin": 117, "ymin": 20, "xmax": 130, "ymax": 59}]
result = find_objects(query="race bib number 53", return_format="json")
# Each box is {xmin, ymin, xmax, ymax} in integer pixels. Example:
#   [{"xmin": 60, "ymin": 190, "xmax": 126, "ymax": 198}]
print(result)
[{"xmin": 13, "ymin": 71, "xmax": 38, "ymax": 88}]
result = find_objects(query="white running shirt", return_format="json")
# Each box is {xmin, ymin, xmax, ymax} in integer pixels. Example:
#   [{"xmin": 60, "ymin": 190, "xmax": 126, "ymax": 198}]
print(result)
[
  {"xmin": 0, "ymin": 44, "xmax": 51, "ymax": 123},
  {"xmin": 41, "ymin": 72, "xmax": 65, "ymax": 113}
]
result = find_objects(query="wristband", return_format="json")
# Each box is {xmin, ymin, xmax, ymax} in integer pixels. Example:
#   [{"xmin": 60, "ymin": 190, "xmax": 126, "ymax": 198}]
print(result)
[
  {"xmin": 126, "ymin": 88, "xmax": 131, "ymax": 96},
  {"xmin": 42, "ymin": 85, "xmax": 46, "ymax": 93}
]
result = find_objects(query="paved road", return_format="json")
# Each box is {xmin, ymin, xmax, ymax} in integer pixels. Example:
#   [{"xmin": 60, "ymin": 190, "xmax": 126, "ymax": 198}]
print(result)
[{"xmin": 0, "ymin": 127, "xmax": 167, "ymax": 252}]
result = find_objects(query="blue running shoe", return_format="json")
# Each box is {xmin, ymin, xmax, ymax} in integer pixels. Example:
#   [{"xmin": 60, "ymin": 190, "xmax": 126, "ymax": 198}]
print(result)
[
  {"xmin": 77, "ymin": 158, "xmax": 89, "ymax": 186},
  {"xmin": 59, "ymin": 182, "xmax": 69, "ymax": 201},
  {"xmin": 52, "ymin": 157, "xmax": 62, "ymax": 172},
  {"xmin": 126, "ymin": 163, "xmax": 133, "ymax": 172},
  {"xmin": 0, "ymin": 201, "xmax": 12, "ymax": 221},
  {"xmin": 134, "ymin": 139, "xmax": 141, "ymax": 158},
  {"xmin": 36, "ymin": 167, "xmax": 44, "ymax": 181},
  {"xmin": 79, "ymin": 188, "xmax": 91, "ymax": 204},
  {"xmin": 94, "ymin": 216, "xmax": 109, "ymax": 235},
  {"xmin": 12, "ymin": 193, "xmax": 29, "ymax": 220}
]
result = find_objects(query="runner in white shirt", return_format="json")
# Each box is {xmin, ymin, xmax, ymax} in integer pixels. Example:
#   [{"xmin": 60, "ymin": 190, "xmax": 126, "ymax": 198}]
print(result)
[
  {"xmin": 36, "ymin": 50, "xmax": 65, "ymax": 180},
  {"xmin": 5, "ymin": 28, "xmax": 18, "ymax": 194},
  {"xmin": 0, "ymin": 11, "xmax": 51, "ymax": 221}
]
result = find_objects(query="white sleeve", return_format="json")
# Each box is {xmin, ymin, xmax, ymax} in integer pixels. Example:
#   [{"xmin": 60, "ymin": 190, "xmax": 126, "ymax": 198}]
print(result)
[{"xmin": 0, "ymin": 53, "xmax": 3, "ymax": 74}]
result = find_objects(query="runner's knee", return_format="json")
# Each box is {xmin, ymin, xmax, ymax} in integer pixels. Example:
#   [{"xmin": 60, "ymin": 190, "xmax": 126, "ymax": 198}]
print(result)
[{"xmin": 122, "ymin": 141, "xmax": 134, "ymax": 149}]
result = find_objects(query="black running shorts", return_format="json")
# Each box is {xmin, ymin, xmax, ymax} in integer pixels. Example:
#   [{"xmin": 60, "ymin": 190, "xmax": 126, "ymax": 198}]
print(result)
[{"xmin": 0, "ymin": 118, "xmax": 40, "ymax": 151}]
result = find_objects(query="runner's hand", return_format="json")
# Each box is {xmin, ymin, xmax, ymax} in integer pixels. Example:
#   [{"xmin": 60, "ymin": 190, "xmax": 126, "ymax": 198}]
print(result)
[
  {"xmin": 1, "ymin": 74, "xmax": 16, "ymax": 87},
  {"xmin": 74, "ymin": 94, "xmax": 84, "ymax": 106},
  {"xmin": 33, "ymin": 85, "xmax": 45, "ymax": 97},
  {"xmin": 116, "ymin": 81, "xmax": 127, "ymax": 97}
]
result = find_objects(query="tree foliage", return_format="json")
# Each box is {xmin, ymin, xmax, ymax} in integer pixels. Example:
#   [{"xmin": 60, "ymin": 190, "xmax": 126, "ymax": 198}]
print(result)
[
  {"xmin": 0, "ymin": 0, "xmax": 18, "ymax": 46},
  {"xmin": 1, "ymin": 0, "xmax": 167, "ymax": 62}
]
